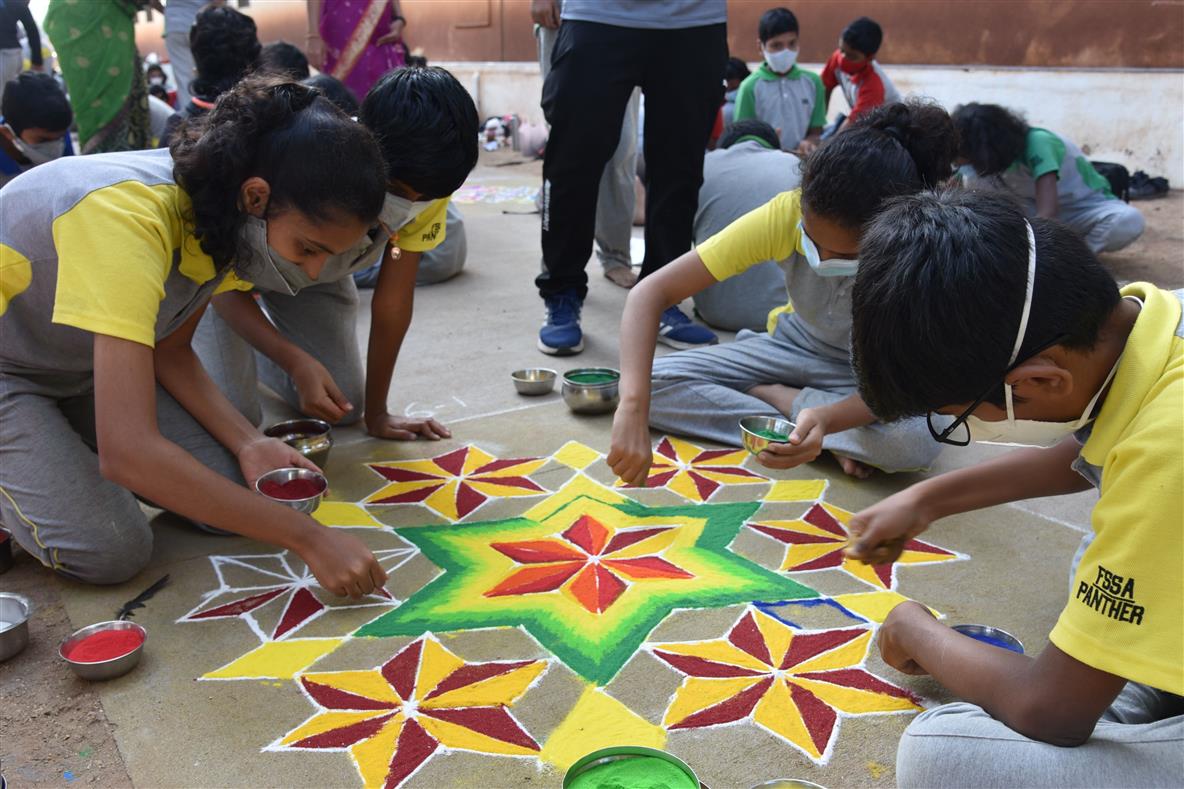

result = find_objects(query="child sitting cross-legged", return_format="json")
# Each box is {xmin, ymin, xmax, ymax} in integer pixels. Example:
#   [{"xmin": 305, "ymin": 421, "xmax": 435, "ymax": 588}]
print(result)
[{"xmin": 845, "ymin": 188, "xmax": 1182, "ymax": 787}]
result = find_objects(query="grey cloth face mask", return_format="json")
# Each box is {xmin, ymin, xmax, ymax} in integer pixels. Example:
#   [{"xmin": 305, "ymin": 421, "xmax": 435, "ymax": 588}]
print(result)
[
  {"xmin": 235, "ymin": 216, "xmax": 314, "ymax": 295},
  {"xmin": 380, "ymin": 192, "xmax": 434, "ymax": 233}
]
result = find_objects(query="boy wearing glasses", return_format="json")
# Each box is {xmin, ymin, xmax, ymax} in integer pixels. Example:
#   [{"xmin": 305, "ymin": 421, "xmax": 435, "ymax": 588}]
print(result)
[{"xmin": 845, "ymin": 189, "xmax": 1182, "ymax": 786}]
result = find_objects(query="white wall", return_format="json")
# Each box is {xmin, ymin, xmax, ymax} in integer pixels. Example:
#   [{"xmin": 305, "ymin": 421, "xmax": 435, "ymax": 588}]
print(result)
[{"xmin": 437, "ymin": 61, "xmax": 1184, "ymax": 185}]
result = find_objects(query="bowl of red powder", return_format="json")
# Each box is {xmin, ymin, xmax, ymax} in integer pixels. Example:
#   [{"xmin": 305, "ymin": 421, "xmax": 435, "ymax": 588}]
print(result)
[
  {"xmin": 59, "ymin": 620, "xmax": 147, "ymax": 680},
  {"xmin": 255, "ymin": 467, "xmax": 328, "ymax": 514}
]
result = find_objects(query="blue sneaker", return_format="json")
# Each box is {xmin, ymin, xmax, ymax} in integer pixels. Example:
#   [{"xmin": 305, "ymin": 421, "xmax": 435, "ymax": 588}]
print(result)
[
  {"xmin": 657, "ymin": 305, "xmax": 718, "ymax": 349},
  {"xmin": 538, "ymin": 292, "xmax": 584, "ymax": 355}
]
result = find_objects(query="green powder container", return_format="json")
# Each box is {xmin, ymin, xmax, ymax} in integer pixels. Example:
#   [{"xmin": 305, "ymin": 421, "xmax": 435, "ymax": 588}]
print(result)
[{"xmin": 564, "ymin": 746, "xmax": 700, "ymax": 789}]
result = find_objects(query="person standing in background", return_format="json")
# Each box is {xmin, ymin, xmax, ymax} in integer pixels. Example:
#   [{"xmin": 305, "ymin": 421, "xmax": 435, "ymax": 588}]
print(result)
[
  {"xmin": 0, "ymin": 0, "xmax": 42, "ymax": 87},
  {"xmin": 306, "ymin": 0, "xmax": 408, "ymax": 102},
  {"xmin": 534, "ymin": 0, "xmax": 639, "ymax": 291},
  {"xmin": 163, "ymin": 0, "xmax": 217, "ymax": 110},
  {"xmin": 535, "ymin": 0, "xmax": 728, "ymax": 356},
  {"xmin": 44, "ymin": 0, "xmax": 153, "ymax": 153}
]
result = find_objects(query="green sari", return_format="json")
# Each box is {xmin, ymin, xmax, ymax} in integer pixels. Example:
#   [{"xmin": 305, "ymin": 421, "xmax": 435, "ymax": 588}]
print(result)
[{"xmin": 45, "ymin": 0, "xmax": 148, "ymax": 152}]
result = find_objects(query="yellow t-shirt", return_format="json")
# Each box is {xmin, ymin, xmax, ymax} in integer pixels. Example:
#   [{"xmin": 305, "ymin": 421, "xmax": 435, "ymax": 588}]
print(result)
[
  {"xmin": 1049, "ymin": 283, "xmax": 1184, "ymax": 695},
  {"xmin": 395, "ymin": 197, "xmax": 449, "ymax": 253},
  {"xmin": 695, "ymin": 189, "xmax": 804, "ymax": 334}
]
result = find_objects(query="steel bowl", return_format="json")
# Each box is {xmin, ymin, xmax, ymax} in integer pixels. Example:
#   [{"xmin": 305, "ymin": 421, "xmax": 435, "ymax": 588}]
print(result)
[
  {"xmin": 562, "ymin": 368, "xmax": 620, "ymax": 415},
  {"xmin": 59, "ymin": 620, "xmax": 147, "ymax": 681},
  {"xmin": 952, "ymin": 624, "xmax": 1025, "ymax": 654},
  {"xmin": 511, "ymin": 368, "xmax": 558, "ymax": 396},
  {"xmin": 751, "ymin": 781, "xmax": 828, "ymax": 789},
  {"xmin": 739, "ymin": 415, "xmax": 796, "ymax": 455},
  {"xmin": 563, "ymin": 746, "xmax": 699, "ymax": 789},
  {"xmin": 0, "ymin": 593, "xmax": 31, "ymax": 662},
  {"xmin": 264, "ymin": 418, "xmax": 333, "ymax": 468},
  {"xmin": 255, "ymin": 467, "xmax": 328, "ymax": 515}
]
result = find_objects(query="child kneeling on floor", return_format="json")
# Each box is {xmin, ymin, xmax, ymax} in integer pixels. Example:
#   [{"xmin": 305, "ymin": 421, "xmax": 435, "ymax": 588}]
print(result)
[
  {"xmin": 608, "ymin": 101, "xmax": 957, "ymax": 484},
  {"xmin": 845, "ymin": 189, "xmax": 1182, "ymax": 787}
]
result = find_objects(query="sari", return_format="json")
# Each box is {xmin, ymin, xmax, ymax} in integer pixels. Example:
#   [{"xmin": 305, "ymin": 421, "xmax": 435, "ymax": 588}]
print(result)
[
  {"xmin": 44, "ymin": 0, "xmax": 149, "ymax": 152},
  {"xmin": 320, "ymin": 0, "xmax": 407, "ymax": 101}
]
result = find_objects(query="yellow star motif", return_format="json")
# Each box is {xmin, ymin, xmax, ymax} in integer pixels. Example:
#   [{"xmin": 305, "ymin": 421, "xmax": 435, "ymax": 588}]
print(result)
[{"xmin": 617, "ymin": 436, "xmax": 767, "ymax": 501}]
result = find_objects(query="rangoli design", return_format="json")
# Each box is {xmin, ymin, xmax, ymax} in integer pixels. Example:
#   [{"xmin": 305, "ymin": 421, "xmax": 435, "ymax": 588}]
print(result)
[
  {"xmin": 618, "ymin": 436, "xmax": 767, "ymax": 502},
  {"xmin": 271, "ymin": 635, "xmax": 546, "ymax": 788},
  {"xmin": 750, "ymin": 502, "xmax": 963, "ymax": 590},
  {"xmin": 357, "ymin": 476, "xmax": 815, "ymax": 685},
  {"xmin": 364, "ymin": 445, "xmax": 548, "ymax": 521},
  {"xmin": 651, "ymin": 608, "xmax": 921, "ymax": 763}
]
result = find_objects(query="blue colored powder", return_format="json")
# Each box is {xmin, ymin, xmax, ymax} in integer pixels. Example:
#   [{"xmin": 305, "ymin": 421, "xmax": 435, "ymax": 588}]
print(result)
[{"xmin": 961, "ymin": 631, "xmax": 1023, "ymax": 653}]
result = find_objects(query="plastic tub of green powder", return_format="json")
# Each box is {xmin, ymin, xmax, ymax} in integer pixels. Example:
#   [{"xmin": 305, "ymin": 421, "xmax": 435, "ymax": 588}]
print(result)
[{"xmin": 564, "ymin": 746, "xmax": 699, "ymax": 789}]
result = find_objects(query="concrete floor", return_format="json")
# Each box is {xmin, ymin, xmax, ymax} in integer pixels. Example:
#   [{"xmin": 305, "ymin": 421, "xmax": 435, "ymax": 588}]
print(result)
[{"xmin": 1, "ymin": 149, "xmax": 1180, "ymax": 789}]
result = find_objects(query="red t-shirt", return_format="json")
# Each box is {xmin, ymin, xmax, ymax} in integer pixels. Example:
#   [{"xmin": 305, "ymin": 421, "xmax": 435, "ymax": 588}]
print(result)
[{"xmin": 821, "ymin": 50, "xmax": 886, "ymax": 123}]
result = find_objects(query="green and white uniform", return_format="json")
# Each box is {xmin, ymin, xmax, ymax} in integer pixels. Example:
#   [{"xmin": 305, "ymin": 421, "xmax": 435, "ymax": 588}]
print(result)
[{"xmin": 732, "ymin": 63, "xmax": 826, "ymax": 152}]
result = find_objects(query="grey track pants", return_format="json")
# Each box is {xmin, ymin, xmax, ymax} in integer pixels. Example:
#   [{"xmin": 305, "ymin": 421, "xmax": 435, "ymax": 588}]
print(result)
[
  {"xmin": 1059, "ymin": 198, "xmax": 1145, "ymax": 254},
  {"xmin": 649, "ymin": 312, "xmax": 941, "ymax": 473},
  {"xmin": 0, "ymin": 370, "xmax": 243, "ymax": 584}
]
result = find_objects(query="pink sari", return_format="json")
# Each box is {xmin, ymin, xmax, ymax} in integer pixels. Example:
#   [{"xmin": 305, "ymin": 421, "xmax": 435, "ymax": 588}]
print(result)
[{"xmin": 320, "ymin": 0, "xmax": 407, "ymax": 101}]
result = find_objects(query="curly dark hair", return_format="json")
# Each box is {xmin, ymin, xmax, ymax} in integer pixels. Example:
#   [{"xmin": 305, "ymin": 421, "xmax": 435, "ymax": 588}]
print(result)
[
  {"xmin": 952, "ymin": 102, "xmax": 1029, "ymax": 177},
  {"xmin": 170, "ymin": 76, "xmax": 388, "ymax": 270},
  {"xmin": 188, "ymin": 5, "xmax": 261, "ymax": 101},
  {"xmin": 801, "ymin": 100, "xmax": 957, "ymax": 230}
]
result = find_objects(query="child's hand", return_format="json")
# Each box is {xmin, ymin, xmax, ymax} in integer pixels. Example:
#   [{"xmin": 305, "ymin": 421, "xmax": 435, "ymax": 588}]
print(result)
[
  {"xmin": 238, "ymin": 436, "xmax": 321, "ymax": 487},
  {"xmin": 878, "ymin": 601, "xmax": 936, "ymax": 675},
  {"xmin": 365, "ymin": 412, "xmax": 451, "ymax": 441},
  {"xmin": 299, "ymin": 527, "xmax": 388, "ymax": 599},
  {"xmin": 844, "ymin": 487, "xmax": 934, "ymax": 565},
  {"xmin": 757, "ymin": 407, "xmax": 826, "ymax": 469},
  {"xmin": 607, "ymin": 405, "xmax": 653, "ymax": 487},
  {"xmin": 290, "ymin": 356, "xmax": 353, "ymax": 423}
]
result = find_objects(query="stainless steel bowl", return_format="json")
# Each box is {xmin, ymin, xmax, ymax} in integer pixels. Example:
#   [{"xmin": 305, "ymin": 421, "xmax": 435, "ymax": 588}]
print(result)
[
  {"xmin": 511, "ymin": 368, "xmax": 558, "ymax": 396},
  {"xmin": 264, "ymin": 418, "xmax": 333, "ymax": 468},
  {"xmin": 59, "ymin": 620, "xmax": 147, "ymax": 680},
  {"xmin": 951, "ymin": 624, "xmax": 1024, "ymax": 654},
  {"xmin": 0, "ymin": 593, "xmax": 31, "ymax": 662},
  {"xmin": 739, "ymin": 415, "xmax": 796, "ymax": 455},
  {"xmin": 255, "ymin": 467, "xmax": 328, "ymax": 515},
  {"xmin": 561, "ymin": 368, "xmax": 620, "ymax": 415},
  {"xmin": 751, "ymin": 781, "xmax": 827, "ymax": 789}
]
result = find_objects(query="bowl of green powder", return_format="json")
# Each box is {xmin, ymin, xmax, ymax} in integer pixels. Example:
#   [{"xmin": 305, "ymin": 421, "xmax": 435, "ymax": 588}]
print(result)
[
  {"xmin": 562, "ymin": 368, "xmax": 620, "ymax": 415},
  {"xmin": 739, "ymin": 415, "xmax": 796, "ymax": 455},
  {"xmin": 563, "ymin": 746, "xmax": 700, "ymax": 789}
]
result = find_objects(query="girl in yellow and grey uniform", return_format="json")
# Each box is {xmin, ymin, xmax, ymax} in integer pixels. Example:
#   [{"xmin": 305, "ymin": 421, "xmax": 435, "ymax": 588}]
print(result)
[{"xmin": 0, "ymin": 78, "xmax": 391, "ymax": 598}]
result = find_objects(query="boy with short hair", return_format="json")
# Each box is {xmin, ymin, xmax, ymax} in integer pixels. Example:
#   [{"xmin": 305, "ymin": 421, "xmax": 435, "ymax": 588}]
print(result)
[
  {"xmin": 821, "ymin": 16, "xmax": 900, "ymax": 133},
  {"xmin": 733, "ymin": 7, "xmax": 825, "ymax": 154},
  {"xmin": 0, "ymin": 71, "xmax": 73, "ymax": 188},
  {"xmin": 846, "ymin": 189, "xmax": 1182, "ymax": 787}
]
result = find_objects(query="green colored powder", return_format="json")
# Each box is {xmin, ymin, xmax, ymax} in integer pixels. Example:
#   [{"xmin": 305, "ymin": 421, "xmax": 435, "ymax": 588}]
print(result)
[
  {"xmin": 752, "ymin": 428, "xmax": 789, "ymax": 442},
  {"xmin": 568, "ymin": 755, "xmax": 697, "ymax": 789},
  {"xmin": 567, "ymin": 372, "xmax": 619, "ymax": 385}
]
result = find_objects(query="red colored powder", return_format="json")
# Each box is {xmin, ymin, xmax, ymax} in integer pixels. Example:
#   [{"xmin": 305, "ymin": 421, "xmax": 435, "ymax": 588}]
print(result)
[
  {"xmin": 260, "ymin": 478, "xmax": 324, "ymax": 500},
  {"xmin": 66, "ymin": 629, "xmax": 143, "ymax": 663}
]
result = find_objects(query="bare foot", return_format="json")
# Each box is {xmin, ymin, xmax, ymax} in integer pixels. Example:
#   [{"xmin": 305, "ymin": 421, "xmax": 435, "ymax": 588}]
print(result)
[
  {"xmin": 604, "ymin": 266, "xmax": 638, "ymax": 289},
  {"xmin": 834, "ymin": 453, "xmax": 874, "ymax": 479}
]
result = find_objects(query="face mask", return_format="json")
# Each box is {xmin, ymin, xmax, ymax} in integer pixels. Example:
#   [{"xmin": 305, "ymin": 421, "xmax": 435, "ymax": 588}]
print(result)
[
  {"xmin": 6, "ymin": 126, "xmax": 65, "ymax": 165},
  {"xmin": 763, "ymin": 47, "xmax": 798, "ymax": 74},
  {"xmin": 964, "ymin": 220, "xmax": 1120, "ymax": 447},
  {"xmin": 380, "ymin": 192, "xmax": 434, "ymax": 233},
  {"xmin": 724, "ymin": 89, "xmax": 738, "ymax": 102},
  {"xmin": 149, "ymin": 76, "xmax": 165, "ymax": 87},
  {"xmin": 236, "ymin": 216, "xmax": 314, "ymax": 295},
  {"xmin": 798, "ymin": 221, "xmax": 858, "ymax": 277},
  {"xmin": 838, "ymin": 54, "xmax": 869, "ymax": 74}
]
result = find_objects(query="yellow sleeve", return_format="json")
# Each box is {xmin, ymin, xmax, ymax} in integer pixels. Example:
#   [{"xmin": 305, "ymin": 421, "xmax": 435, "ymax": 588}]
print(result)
[
  {"xmin": 696, "ymin": 189, "xmax": 802, "ymax": 281},
  {"xmin": 395, "ymin": 197, "xmax": 449, "ymax": 253},
  {"xmin": 0, "ymin": 243, "xmax": 33, "ymax": 314},
  {"xmin": 1048, "ymin": 375, "xmax": 1184, "ymax": 695},
  {"xmin": 213, "ymin": 270, "xmax": 255, "ymax": 295},
  {"xmin": 51, "ymin": 182, "xmax": 178, "ymax": 348}
]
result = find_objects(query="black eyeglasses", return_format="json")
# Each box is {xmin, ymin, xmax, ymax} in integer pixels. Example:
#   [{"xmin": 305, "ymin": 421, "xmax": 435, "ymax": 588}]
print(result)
[{"xmin": 926, "ymin": 334, "xmax": 1070, "ymax": 447}]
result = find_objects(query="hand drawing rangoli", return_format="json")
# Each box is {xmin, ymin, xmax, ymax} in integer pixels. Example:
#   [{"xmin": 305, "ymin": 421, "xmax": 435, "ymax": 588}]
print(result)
[
  {"xmin": 749, "ymin": 501, "xmax": 964, "ymax": 590},
  {"xmin": 617, "ymin": 436, "xmax": 767, "ymax": 501},
  {"xmin": 270, "ymin": 634, "xmax": 547, "ymax": 788},
  {"xmin": 364, "ymin": 445, "xmax": 548, "ymax": 521},
  {"xmin": 356, "ymin": 475, "xmax": 816, "ymax": 685},
  {"xmin": 650, "ymin": 607, "xmax": 921, "ymax": 764}
]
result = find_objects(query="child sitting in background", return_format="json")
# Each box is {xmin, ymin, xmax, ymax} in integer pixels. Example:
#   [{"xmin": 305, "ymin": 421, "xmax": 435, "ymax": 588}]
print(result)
[
  {"xmin": 608, "ymin": 101, "xmax": 957, "ymax": 484},
  {"xmin": 733, "ymin": 7, "xmax": 825, "ymax": 154},
  {"xmin": 845, "ymin": 188, "xmax": 1181, "ymax": 787},
  {"xmin": 953, "ymin": 102, "xmax": 1145, "ymax": 254},
  {"xmin": 0, "ymin": 71, "xmax": 73, "ymax": 188},
  {"xmin": 821, "ymin": 16, "xmax": 900, "ymax": 134},
  {"xmin": 721, "ymin": 56, "xmax": 751, "ymax": 132}
]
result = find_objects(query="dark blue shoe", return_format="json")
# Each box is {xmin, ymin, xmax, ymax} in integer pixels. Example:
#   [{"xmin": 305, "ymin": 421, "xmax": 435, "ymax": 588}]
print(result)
[
  {"xmin": 538, "ymin": 292, "xmax": 584, "ymax": 355},
  {"xmin": 657, "ymin": 305, "xmax": 718, "ymax": 349}
]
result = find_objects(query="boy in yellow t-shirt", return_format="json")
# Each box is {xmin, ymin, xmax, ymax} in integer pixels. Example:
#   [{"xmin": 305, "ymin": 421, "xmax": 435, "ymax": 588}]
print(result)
[{"xmin": 844, "ymin": 189, "xmax": 1182, "ymax": 786}]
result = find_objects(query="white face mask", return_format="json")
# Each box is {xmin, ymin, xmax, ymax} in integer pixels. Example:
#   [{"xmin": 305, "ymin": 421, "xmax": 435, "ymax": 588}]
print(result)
[
  {"xmin": 236, "ymin": 216, "xmax": 313, "ymax": 295},
  {"xmin": 724, "ymin": 89, "xmax": 738, "ymax": 102},
  {"xmin": 149, "ymin": 76, "xmax": 165, "ymax": 87},
  {"xmin": 380, "ymin": 192, "xmax": 434, "ymax": 233},
  {"xmin": 763, "ymin": 47, "xmax": 798, "ymax": 74},
  {"xmin": 798, "ymin": 220, "xmax": 858, "ymax": 277},
  {"xmin": 964, "ymin": 220, "xmax": 1120, "ymax": 447},
  {"xmin": 6, "ymin": 125, "xmax": 65, "ymax": 165}
]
